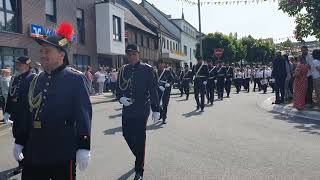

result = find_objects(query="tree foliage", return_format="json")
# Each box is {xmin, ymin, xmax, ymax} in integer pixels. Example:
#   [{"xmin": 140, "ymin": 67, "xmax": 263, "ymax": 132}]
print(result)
[
  {"xmin": 279, "ymin": 0, "xmax": 320, "ymax": 41},
  {"xmin": 196, "ymin": 33, "xmax": 275, "ymax": 64}
]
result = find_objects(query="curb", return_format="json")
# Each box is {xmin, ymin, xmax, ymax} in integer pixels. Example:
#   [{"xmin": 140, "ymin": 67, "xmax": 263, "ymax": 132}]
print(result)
[{"xmin": 259, "ymin": 97, "xmax": 320, "ymax": 121}]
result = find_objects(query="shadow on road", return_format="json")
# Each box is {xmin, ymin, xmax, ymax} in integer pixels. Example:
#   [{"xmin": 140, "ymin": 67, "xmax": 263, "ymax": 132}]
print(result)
[
  {"xmin": 117, "ymin": 168, "xmax": 135, "ymax": 180},
  {"xmin": 273, "ymin": 113, "xmax": 320, "ymax": 135},
  {"xmin": 104, "ymin": 122, "xmax": 163, "ymax": 135},
  {"xmin": 109, "ymin": 113, "xmax": 122, "ymax": 119},
  {"xmin": 0, "ymin": 167, "xmax": 20, "ymax": 180},
  {"xmin": 176, "ymin": 99, "xmax": 188, "ymax": 102},
  {"xmin": 182, "ymin": 110, "xmax": 202, "ymax": 118}
]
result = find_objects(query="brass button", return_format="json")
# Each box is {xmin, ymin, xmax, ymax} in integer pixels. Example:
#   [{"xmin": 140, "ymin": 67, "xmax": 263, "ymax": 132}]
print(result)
[
  {"xmin": 46, "ymin": 82, "xmax": 50, "ymax": 86},
  {"xmin": 43, "ymin": 96, "xmax": 46, "ymax": 100},
  {"xmin": 44, "ymin": 89, "xmax": 47, "ymax": 92},
  {"xmin": 48, "ymin": 76, "xmax": 52, "ymax": 79}
]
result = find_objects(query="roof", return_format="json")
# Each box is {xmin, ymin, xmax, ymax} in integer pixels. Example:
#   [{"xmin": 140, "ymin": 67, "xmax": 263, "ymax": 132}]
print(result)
[
  {"xmin": 118, "ymin": 0, "xmax": 179, "ymax": 40},
  {"xmin": 123, "ymin": 6, "xmax": 156, "ymax": 36},
  {"xmin": 170, "ymin": 18, "xmax": 198, "ymax": 32}
]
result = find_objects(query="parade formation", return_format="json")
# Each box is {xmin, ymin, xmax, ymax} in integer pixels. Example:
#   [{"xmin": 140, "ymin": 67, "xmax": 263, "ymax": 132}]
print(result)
[{"xmin": 1, "ymin": 0, "xmax": 320, "ymax": 179}]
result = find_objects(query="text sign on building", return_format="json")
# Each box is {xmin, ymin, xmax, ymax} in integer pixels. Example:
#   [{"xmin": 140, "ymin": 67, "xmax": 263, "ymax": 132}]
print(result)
[
  {"xmin": 30, "ymin": 24, "xmax": 76, "ymax": 41},
  {"xmin": 30, "ymin": 24, "xmax": 56, "ymax": 38}
]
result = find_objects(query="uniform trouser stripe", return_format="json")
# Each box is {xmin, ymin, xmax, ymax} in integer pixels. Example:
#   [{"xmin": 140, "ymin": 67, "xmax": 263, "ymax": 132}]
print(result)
[{"xmin": 70, "ymin": 160, "xmax": 73, "ymax": 180}]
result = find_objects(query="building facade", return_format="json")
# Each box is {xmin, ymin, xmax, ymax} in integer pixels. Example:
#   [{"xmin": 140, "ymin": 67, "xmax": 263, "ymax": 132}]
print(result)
[{"xmin": 0, "ymin": 0, "xmax": 97, "ymax": 72}]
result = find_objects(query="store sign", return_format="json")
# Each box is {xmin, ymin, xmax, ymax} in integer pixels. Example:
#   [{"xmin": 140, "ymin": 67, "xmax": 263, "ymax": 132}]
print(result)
[
  {"xmin": 30, "ymin": 24, "xmax": 56, "ymax": 38},
  {"xmin": 30, "ymin": 24, "xmax": 76, "ymax": 41}
]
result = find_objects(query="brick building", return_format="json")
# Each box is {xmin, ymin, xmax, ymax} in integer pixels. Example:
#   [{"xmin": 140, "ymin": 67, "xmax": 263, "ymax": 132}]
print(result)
[{"xmin": 0, "ymin": 0, "xmax": 97, "ymax": 72}]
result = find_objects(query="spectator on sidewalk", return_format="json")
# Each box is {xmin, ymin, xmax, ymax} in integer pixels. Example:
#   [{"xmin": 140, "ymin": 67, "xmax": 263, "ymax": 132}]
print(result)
[
  {"xmin": 0, "ymin": 69, "xmax": 12, "ymax": 122},
  {"xmin": 302, "ymin": 46, "xmax": 314, "ymax": 107},
  {"xmin": 110, "ymin": 69, "xmax": 118, "ymax": 95},
  {"xmin": 272, "ymin": 52, "xmax": 287, "ymax": 104},
  {"xmin": 85, "ymin": 66, "xmax": 94, "ymax": 95},
  {"xmin": 311, "ymin": 49, "xmax": 320, "ymax": 106},
  {"xmin": 284, "ymin": 54, "xmax": 294, "ymax": 102},
  {"xmin": 293, "ymin": 56, "xmax": 309, "ymax": 110},
  {"xmin": 95, "ymin": 67, "xmax": 106, "ymax": 95}
]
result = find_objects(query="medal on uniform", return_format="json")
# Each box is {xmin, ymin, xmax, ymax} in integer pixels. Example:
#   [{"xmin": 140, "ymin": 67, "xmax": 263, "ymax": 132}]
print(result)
[
  {"xmin": 12, "ymin": 97, "xmax": 18, "ymax": 102},
  {"xmin": 33, "ymin": 121, "xmax": 42, "ymax": 129}
]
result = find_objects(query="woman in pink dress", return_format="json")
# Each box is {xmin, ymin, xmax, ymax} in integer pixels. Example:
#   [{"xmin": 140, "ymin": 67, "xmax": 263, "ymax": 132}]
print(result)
[{"xmin": 293, "ymin": 57, "xmax": 310, "ymax": 110}]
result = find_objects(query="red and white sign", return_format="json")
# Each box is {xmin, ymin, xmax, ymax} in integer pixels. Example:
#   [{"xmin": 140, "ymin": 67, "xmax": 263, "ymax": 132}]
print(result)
[{"xmin": 214, "ymin": 48, "xmax": 224, "ymax": 58}]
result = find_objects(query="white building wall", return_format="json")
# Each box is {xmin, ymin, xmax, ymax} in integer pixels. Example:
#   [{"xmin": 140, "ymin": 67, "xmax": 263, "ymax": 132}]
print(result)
[{"xmin": 96, "ymin": 2, "xmax": 125, "ymax": 55}]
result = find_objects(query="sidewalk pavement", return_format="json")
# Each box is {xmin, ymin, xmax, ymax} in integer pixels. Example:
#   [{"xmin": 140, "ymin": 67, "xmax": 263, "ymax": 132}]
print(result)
[{"xmin": 260, "ymin": 96, "xmax": 320, "ymax": 121}]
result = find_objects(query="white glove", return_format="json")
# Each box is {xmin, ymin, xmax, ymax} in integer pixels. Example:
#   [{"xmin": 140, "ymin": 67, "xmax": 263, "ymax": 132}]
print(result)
[
  {"xmin": 4, "ymin": 113, "xmax": 10, "ymax": 123},
  {"xmin": 76, "ymin": 149, "xmax": 91, "ymax": 171},
  {"xmin": 214, "ymin": 80, "xmax": 217, "ymax": 84},
  {"xmin": 13, "ymin": 144, "xmax": 24, "ymax": 161},
  {"xmin": 119, "ymin": 97, "xmax": 132, "ymax": 107},
  {"xmin": 159, "ymin": 86, "xmax": 165, "ymax": 92},
  {"xmin": 152, "ymin": 112, "xmax": 160, "ymax": 123},
  {"xmin": 203, "ymin": 81, "xmax": 207, "ymax": 85},
  {"xmin": 165, "ymin": 83, "xmax": 170, "ymax": 88}
]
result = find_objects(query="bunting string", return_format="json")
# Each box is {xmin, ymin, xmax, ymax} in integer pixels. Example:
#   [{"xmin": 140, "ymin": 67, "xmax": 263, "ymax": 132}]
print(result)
[{"xmin": 177, "ymin": 0, "xmax": 279, "ymax": 6}]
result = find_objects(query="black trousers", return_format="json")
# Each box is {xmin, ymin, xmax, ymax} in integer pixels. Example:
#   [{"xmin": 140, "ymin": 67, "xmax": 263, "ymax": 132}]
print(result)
[
  {"xmin": 216, "ymin": 79, "xmax": 225, "ymax": 99},
  {"xmin": 275, "ymin": 78, "xmax": 285, "ymax": 103},
  {"xmin": 225, "ymin": 80, "xmax": 232, "ymax": 96},
  {"xmin": 244, "ymin": 78, "xmax": 250, "ymax": 92},
  {"xmin": 306, "ymin": 76, "xmax": 314, "ymax": 105},
  {"xmin": 122, "ymin": 116, "xmax": 147, "ymax": 176},
  {"xmin": 158, "ymin": 88, "xmax": 171, "ymax": 121},
  {"xmin": 194, "ymin": 83, "xmax": 206, "ymax": 109},
  {"xmin": 261, "ymin": 84, "xmax": 268, "ymax": 93},
  {"xmin": 22, "ymin": 160, "xmax": 76, "ymax": 180},
  {"xmin": 206, "ymin": 81, "xmax": 215, "ymax": 103},
  {"xmin": 253, "ymin": 78, "xmax": 261, "ymax": 91},
  {"xmin": 234, "ymin": 79, "xmax": 241, "ymax": 93},
  {"xmin": 178, "ymin": 82, "xmax": 184, "ymax": 96},
  {"xmin": 182, "ymin": 81, "xmax": 190, "ymax": 99}
]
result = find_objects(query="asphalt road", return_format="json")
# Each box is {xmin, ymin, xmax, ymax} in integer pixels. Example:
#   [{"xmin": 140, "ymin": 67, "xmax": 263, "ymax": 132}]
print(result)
[{"xmin": 1, "ymin": 91, "xmax": 320, "ymax": 180}]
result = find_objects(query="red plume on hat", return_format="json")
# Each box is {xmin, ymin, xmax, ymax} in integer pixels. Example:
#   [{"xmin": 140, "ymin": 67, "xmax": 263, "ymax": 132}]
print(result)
[{"xmin": 56, "ymin": 22, "xmax": 74, "ymax": 42}]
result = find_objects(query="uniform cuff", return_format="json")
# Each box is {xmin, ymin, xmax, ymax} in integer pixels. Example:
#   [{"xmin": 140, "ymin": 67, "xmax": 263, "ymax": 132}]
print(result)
[{"xmin": 77, "ymin": 135, "xmax": 91, "ymax": 150}]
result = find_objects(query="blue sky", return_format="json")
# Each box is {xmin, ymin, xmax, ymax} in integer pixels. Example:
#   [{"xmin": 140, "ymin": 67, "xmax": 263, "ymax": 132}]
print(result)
[{"xmin": 132, "ymin": 0, "xmax": 315, "ymax": 42}]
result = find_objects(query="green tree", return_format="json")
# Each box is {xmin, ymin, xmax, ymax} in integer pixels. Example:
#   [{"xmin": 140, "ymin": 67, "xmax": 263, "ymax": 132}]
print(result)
[{"xmin": 279, "ymin": 0, "xmax": 320, "ymax": 41}]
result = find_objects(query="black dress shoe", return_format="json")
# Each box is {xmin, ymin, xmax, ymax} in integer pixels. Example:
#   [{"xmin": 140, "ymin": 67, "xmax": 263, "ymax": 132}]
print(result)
[
  {"xmin": 134, "ymin": 174, "xmax": 143, "ymax": 180},
  {"xmin": 200, "ymin": 109, "xmax": 204, "ymax": 112},
  {"xmin": 196, "ymin": 106, "xmax": 200, "ymax": 110}
]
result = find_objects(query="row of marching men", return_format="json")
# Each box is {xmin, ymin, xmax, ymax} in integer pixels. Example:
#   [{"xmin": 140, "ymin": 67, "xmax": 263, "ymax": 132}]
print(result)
[{"xmin": 234, "ymin": 65, "xmax": 274, "ymax": 94}]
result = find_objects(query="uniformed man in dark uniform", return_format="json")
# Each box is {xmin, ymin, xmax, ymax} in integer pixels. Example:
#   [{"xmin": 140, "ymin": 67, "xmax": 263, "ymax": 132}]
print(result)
[
  {"xmin": 157, "ymin": 60, "xmax": 174, "ymax": 124},
  {"xmin": 116, "ymin": 44, "xmax": 160, "ymax": 180},
  {"xmin": 216, "ymin": 60, "xmax": 226, "ymax": 100},
  {"xmin": 13, "ymin": 23, "xmax": 92, "ymax": 180},
  {"xmin": 5, "ymin": 56, "xmax": 36, "ymax": 174},
  {"xmin": 192, "ymin": 57, "xmax": 209, "ymax": 111},
  {"xmin": 206, "ymin": 60, "xmax": 216, "ymax": 105},
  {"xmin": 181, "ymin": 65, "xmax": 193, "ymax": 100},
  {"xmin": 178, "ymin": 68, "xmax": 185, "ymax": 97},
  {"xmin": 225, "ymin": 62, "xmax": 234, "ymax": 98}
]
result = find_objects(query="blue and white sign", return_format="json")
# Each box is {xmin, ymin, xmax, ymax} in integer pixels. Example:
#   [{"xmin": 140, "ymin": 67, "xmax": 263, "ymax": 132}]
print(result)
[{"xmin": 30, "ymin": 24, "xmax": 76, "ymax": 41}]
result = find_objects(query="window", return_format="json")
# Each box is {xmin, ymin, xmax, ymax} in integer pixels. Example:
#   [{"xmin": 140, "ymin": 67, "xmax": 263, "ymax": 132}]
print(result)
[
  {"xmin": 166, "ymin": 40, "xmax": 169, "ymax": 50},
  {"xmin": 147, "ymin": 37, "xmax": 150, "ymax": 48},
  {"xmin": 0, "ymin": 0, "xmax": 20, "ymax": 32},
  {"xmin": 140, "ymin": 34, "xmax": 143, "ymax": 46},
  {"xmin": 184, "ymin": 45, "xmax": 187, "ymax": 56},
  {"xmin": 0, "ymin": 47, "xmax": 26, "ymax": 72},
  {"xmin": 113, "ymin": 15, "xmax": 121, "ymax": 41},
  {"xmin": 134, "ymin": 33, "xmax": 138, "ymax": 44},
  {"xmin": 73, "ymin": 54, "xmax": 90, "ymax": 72},
  {"xmin": 77, "ymin": 9, "xmax": 85, "ymax": 44},
  {"xmin": 46, "ymin": 0, "xmax": 56, "ymax": 23},
  {"xmin": 176, "ymin": 44, "xmax": 178, "ymax": 51},
  {"xmin": 170, "ymin": 41, "xmax": 172, "ymax": 50},
  {"xmin": 162, "ymin": 38, "xmax": 165, "ymax": 49}
]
